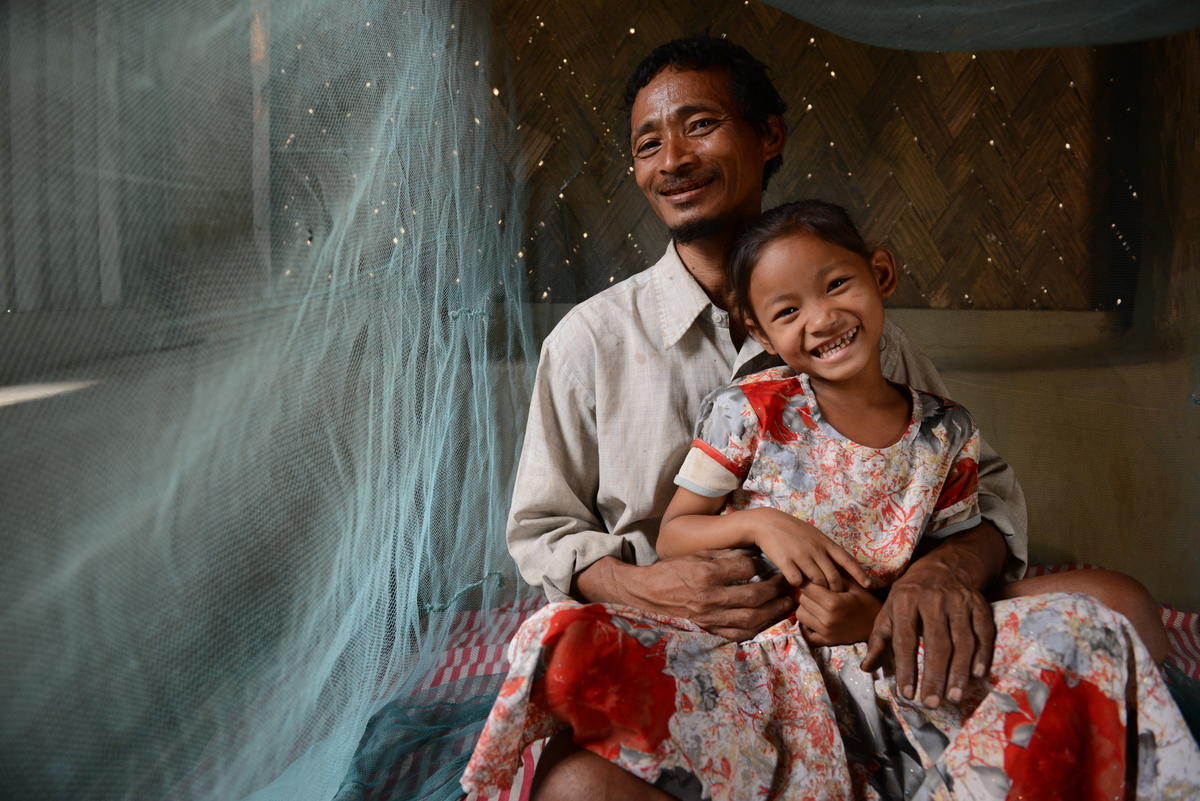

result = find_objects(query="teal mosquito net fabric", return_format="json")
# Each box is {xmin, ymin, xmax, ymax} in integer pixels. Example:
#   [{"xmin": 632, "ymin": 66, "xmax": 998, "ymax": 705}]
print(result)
[
  {"xmin": 2, "ymin": 1, "xmax": 536, "ymax": 799},
  {"xmin": 1, "ymin": 2, "xmax": 1197, "ymax": 801}
]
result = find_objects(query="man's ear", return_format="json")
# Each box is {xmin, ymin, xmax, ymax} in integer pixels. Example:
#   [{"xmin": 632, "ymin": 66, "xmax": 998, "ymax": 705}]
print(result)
[
  {"xmin": 744, "ymin": 315, "xmax": 777, "ymax": 355},
  {"xmin": 761, "ymin": 114, "xmax": 786, "ymax": 163},
  {"xmin": 869, "ymin": 247, "xmax": 898, "ymax": 298}
]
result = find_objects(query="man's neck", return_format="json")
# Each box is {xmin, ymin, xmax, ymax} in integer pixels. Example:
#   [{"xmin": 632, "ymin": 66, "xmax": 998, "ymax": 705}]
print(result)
[
  {"xmin": 675, "ymin": 232, "xmax": 752, "ymax": 349},
  {"xmin": 675, "ymin": 233, "xmax": 735, "ymax": 309}
]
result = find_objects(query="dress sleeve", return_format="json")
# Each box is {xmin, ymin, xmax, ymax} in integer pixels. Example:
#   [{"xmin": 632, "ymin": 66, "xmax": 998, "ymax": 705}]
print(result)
[
  {"xmin": 881, "ymin": 319, "xmax": 1028, "ymax": 579},
  {"xmin": 673, "ymin": 383, "xmax": 757, "ymax": 498},
  {"xmin": 924, "ymin": 408, "xmax": 982, "ymax": 540}
]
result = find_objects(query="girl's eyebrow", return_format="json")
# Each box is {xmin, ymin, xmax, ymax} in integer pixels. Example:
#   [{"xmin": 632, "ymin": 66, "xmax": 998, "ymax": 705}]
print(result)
[
  {"xmin": 758, "ymin": 257, "xmax": 857, "ymax": 307},
  {"xmin": 811, "ymin": 257, "xmax": 856, "ymax": 278}
]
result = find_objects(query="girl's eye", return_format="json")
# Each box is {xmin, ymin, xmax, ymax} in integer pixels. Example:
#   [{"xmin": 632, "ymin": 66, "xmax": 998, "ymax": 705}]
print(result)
[
  {"xmin": 827, "ymin": 276, "xmax": 850, "ymax": 292},
  {"xmin": 773, "ymin": 306, "xmax": 798, "ymax": 321}
]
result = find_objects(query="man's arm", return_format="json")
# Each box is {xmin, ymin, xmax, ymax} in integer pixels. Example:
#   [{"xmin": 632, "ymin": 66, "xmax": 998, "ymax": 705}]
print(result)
[
  {"xmin": 508, "ymin": 334, "xmax": 792, "ymax": 640},
  {"xmin": 861, "ymin": 522, "xmax": 1007, "ymax": 705}
]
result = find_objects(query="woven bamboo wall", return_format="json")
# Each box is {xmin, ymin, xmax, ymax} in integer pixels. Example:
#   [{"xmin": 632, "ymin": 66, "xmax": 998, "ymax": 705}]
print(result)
[{"xmin": 495, "ymin": 0, "xmax": 1149, "ymax": 310}]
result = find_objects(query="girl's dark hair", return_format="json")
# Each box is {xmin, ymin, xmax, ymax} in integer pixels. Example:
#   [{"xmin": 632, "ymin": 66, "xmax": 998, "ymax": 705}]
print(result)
[
  {"xmin": 728, "ymin": 200, "xmax": 871, "ymax": 324},
  {"xmin": 624, "ymin": 36, "xmax": 787, "ymax": 188}
]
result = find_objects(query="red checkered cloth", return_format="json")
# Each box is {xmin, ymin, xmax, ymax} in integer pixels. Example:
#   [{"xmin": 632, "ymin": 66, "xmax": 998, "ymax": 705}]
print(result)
[{"xmin": 438, "ymin": 567, "xmax": 1199, "ymax": 801}]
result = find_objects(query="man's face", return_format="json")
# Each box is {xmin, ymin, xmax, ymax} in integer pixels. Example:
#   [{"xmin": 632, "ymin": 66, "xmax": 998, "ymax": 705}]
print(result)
[{"xmin": 629, "ymin": 67, "xmax": 782, "ymax": 244}]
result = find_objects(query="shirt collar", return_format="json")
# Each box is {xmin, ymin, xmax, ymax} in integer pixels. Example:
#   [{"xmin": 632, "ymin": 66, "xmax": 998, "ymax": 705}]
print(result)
[{"xmin": 650, "ymin": 241, "xmax": 714, "ymax": 350}]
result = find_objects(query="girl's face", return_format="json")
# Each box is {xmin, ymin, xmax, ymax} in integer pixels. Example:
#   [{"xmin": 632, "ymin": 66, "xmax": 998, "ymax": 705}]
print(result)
[{"xmin": 746, "ymin": 231, "xmax": 897, "ymax": 385}]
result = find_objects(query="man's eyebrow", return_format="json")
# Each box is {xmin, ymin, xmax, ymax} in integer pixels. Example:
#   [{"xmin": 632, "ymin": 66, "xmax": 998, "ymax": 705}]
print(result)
[{"xmin": 632, "ymin": 102, "xmax": 725, "ymax": 140}]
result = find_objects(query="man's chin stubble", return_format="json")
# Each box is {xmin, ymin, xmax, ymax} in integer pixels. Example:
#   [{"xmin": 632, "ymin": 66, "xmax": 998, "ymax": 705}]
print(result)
[{"xmin": 668, "ymin": 213, "xmax": 736, "ymax": 245}]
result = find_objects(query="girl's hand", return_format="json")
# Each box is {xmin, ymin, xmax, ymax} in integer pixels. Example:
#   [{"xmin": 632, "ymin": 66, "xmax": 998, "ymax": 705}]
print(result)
[
  {"xmin": 747, "ymin": 508, "xmax": 871, "ymax": 592},
  {"xmin": 795, "ymin": 581, "xmax": 883, "ymax": 646}
]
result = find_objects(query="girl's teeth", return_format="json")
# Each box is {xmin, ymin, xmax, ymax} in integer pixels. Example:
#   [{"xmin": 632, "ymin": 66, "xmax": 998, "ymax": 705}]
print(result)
[{"xmin": 815, "ymin": 327, "xmax": 857, "ymax": 357}]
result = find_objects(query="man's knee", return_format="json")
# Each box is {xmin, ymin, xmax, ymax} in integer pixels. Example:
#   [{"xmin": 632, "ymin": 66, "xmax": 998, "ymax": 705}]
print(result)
[{"xmin": 531, "ymin": 731, "xmax": 674, "ymax": 801}]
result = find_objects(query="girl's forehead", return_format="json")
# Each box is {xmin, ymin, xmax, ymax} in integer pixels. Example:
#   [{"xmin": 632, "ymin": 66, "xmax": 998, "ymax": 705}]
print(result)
[{"xmin": 756, "ymin": 231, "xmax": 861, "ymax": 276}]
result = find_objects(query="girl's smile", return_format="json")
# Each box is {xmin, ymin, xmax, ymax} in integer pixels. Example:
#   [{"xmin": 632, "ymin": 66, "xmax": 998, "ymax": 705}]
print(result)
[{"xmin": 745, "ymin": 231, "xmax": 896, "ymax": 387}]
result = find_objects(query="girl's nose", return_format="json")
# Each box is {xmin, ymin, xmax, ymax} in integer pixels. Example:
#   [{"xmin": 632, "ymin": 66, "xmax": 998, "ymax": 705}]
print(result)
[{"xmin": 808, "ymin": 304, "xmax": 840, "ymax": 337}]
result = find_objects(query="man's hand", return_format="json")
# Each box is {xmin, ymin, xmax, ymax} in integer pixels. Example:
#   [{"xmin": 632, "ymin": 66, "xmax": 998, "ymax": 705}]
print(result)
[
  {"xmin": 574, "ymin": 551, "xmax": 794, "ymax": 641},
  {"xmin": 859, "ymin": 524, "xmax": 1007, "ymax": 707},
  {"xmin": 795, "ymin": 581, "xmax": 882, "ymax": 647}
]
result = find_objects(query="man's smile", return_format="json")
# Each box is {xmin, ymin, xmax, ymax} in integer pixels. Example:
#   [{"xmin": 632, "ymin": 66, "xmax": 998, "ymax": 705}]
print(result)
[{"xmin": 657, "ymin": 174, "xmax": 716, "ymax": 203}]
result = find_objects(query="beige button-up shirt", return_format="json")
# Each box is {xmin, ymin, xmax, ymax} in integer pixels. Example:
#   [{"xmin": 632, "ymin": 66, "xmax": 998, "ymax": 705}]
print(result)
[{"xmin": 508, "ymin": 243, "xmax": 1028, "ymax": 602}]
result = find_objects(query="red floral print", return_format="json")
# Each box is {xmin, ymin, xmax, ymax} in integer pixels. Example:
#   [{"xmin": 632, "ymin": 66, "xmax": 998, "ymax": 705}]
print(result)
[
  {"xmin": 1003, "ymin": 669, "xmax": 1126, "ymax": 801},
  {"xmin": 740, "ymin": 378, "xmax": 810, "ymax": 442},
  {"xmin": 531, "ymin": 604, "xmax": 676, "ymax": 761},
  {"xmin": 934, "ymin": 456, "xmax": 978, "ymax": 512}
]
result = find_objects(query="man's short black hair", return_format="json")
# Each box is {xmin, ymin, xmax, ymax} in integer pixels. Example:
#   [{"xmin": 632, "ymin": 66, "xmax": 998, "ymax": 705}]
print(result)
[
  {"xmin": 728, "ymin": 200, "xmax": 871, "ymax": 325},
  {"xmin": 624, "ymin": 36, "xmax": 788, "ymax": 188}
]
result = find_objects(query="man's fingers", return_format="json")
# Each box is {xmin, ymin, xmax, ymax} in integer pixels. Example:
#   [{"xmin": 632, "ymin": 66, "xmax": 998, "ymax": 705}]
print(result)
[
  {"xmin": 971, "ymin": 600, "xmax": 996, "ymax": 678},
  {"xmin": 890, "ymin": 605, "xmax": 920, "ymax": 700},
  {"xmin": 699, "ymin": 551, "xmax": 763, "ymax": 584},
  {"xmin": 945, "ymin": 604, "xmax": 976, "ymax": 702},
  {"xmin": 917, "ymin": 610, "xmax": 951, "ymax": 707},
  {"xmin": 861, "ymin": 614, "xmax": 892, "ymax": 671},
  {"xmin": 707, "ymin": 572, "xmax": 787, "ymax": 611},
  {"xmin": 704, "ymin": 592, "xmax": 795, "ymax": 641}
]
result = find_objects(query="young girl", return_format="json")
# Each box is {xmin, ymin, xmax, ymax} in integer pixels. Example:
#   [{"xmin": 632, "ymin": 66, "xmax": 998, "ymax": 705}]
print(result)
[{"xmin": 658, "ymin": 199, "xmax": 983, "ymax": 644}]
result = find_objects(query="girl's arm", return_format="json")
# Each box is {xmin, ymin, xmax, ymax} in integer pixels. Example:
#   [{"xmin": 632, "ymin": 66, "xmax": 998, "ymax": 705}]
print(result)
[
  {"xmin": 658, "ymin": 488, "xmax": 873, "ymax": 591},
  {"xmin": 657, "ymin": 487, "xmax": 751, "ymax": 558}
]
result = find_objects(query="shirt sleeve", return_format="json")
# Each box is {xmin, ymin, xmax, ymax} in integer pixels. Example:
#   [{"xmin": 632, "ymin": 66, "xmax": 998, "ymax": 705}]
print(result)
[
  {"xmin": 924, "ymin": 409, "xmax": 983, "ymax": 540},
  {"xmin": 881, "ymin": 320, "xmax": 1028, "ymax": 579},
  {"xmin": 506, "ymin": 333, "xmax": 640, "ymax": 603},
  {"xmin": 673, "ymin": 383, "xmax": 757, "ymax": 498}
]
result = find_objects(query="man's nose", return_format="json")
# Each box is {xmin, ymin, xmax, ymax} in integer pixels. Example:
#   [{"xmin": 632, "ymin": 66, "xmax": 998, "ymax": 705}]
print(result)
[{"xmin": 659, "ymin": 132, "xmax": 698, "ymax": 173}]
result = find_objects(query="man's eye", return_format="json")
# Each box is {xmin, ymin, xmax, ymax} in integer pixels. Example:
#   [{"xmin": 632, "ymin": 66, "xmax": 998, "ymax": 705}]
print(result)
[
  {"xmin": 635, "ymin": 140, "xmax": 660, "ymax": 156},
  {"xmin": 690, "ymin": 118, "xmax": 717, "ymax": 133}
]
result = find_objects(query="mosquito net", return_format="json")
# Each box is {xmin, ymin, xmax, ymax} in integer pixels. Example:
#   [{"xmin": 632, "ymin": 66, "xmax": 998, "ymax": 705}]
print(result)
[{"xmin": 1, "ymin": 2, "xmax": 1197, "ymax": 801}]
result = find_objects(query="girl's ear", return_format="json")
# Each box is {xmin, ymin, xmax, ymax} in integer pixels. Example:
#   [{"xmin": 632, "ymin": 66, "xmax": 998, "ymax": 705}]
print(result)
[
  {"xmin": 869, "ymin": 247, "xmax": 898, "ymax": 298},
  {"xmin": 744, "ymin": 315, "xmax": 778, "ymax": 355}
]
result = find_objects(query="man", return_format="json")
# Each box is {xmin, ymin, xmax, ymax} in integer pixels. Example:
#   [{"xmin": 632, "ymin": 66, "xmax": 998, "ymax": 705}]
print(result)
[{"xmin": 504, "ymin": 35, "xmax": 1172, "ymax": 799}]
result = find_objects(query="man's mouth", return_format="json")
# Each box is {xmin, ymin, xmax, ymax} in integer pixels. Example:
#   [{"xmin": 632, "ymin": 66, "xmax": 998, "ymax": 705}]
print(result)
[
  {"xmin": 811, "ymin": 326, "xmax": 859, "ymax": 359},
  {"xmin": 658, "ymin": 175, "xmax": 715, "ymax": 199}
]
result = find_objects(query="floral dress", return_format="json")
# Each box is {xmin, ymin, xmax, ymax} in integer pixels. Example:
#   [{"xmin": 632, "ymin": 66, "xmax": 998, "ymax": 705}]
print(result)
[{"xmin": 462, "ymin": 369, "xmax": 1200, "ymax": 800}]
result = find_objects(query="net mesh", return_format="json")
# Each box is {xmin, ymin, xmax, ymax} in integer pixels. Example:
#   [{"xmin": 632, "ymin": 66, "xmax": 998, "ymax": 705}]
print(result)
[
  {"xmin": 1, "ymin": 2, "xmax": 1197, "ymax": 800},
  {"xmin": 2, "ymin": 1, "xmax": 536, "ymax": 799}
]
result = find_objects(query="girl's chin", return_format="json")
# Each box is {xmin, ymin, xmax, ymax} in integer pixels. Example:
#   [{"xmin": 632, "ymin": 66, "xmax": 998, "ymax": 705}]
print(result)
[{"xmin": 802, "ymin": 355, "xmax": 872, "ymax": 384}]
